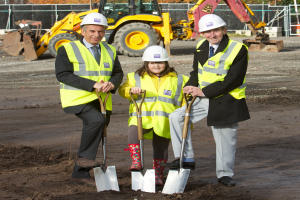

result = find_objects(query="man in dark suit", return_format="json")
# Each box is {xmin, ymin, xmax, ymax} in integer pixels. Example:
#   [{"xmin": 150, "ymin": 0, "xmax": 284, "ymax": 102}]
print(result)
[
  {"xmin": 55, "ymin": 12, "xmax": 123, "ymax": 181},
  {"xmin": 168, "ymin": 14, "xmax": 250, "ymax": 187}
]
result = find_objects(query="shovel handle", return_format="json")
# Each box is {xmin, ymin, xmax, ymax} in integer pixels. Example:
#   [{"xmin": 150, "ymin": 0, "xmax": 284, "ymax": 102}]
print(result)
[
  {"xmin": 129, "ymin": 89, "xmax": 146, "ymax": 141},
  {"xmin": 96, "ymin": 92, "xmax": 110, "ymax": 114},
  {"xmin": 182, "ymin": 94, "xmax": 197, "ymax": 139},
  {"xmin": 179, "ymin": 94, "xmax": 197, "ymax": 169},
  {"xmin": 96, "ymin": 92, "xmax": 110, "ymax": 166},
  {"xmin": 96, "ymin": 92, "xmax": 110, "ymax": 137}
]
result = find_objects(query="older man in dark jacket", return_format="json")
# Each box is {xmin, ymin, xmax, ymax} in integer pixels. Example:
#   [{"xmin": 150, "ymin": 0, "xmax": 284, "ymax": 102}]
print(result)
[{"xmin": 168, "ymin": 14, "xmax": 250, "ymax": 187}]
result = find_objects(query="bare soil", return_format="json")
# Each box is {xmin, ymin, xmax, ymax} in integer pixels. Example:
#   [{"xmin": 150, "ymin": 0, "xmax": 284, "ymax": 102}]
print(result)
[{"xmin": 0, "ymin": 37, "xmax": 300, "ymax": 200}]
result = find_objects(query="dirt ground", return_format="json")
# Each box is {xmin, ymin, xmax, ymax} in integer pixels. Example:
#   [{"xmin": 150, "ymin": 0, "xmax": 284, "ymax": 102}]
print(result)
[{"xmin": 0, "ymin": 37, "xmax": 300, "ymax": 200}]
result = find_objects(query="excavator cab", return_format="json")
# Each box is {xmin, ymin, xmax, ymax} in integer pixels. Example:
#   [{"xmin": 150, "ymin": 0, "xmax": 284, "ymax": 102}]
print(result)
[
  {"xmin": 101, "ymin": 0, "xmax": 161, "ymax": 22},
  {"xmin": 98, "ymin": 0, "xmax": 170, "ymax": 56}
]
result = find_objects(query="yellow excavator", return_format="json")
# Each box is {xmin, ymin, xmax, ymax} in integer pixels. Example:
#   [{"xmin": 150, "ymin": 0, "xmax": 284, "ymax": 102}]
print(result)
[
  {"xmin": 2, "ymin": 0, "xmax": 283, "ymax": 61},
  {"xmin": 2, "ymin": 0, "xmax": 173, "ymax": 61}
]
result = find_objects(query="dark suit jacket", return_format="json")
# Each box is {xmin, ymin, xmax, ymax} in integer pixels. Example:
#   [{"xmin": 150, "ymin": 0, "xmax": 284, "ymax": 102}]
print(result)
[
  {"xmin": 55, "ymin": 39, "xmax": 124, "ymax": 114},
  {"xmin": 186, "ymin": 34, "xmax": 250, "ymax": 126}
]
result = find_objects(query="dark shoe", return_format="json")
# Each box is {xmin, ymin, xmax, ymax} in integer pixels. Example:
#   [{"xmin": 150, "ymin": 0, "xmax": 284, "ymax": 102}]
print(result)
[
  {"xmin": 72, "ymin": 164, "xmax": 91, "ymax": 179},
  {"xmin": 218, "ymin": 176, "xmax": 236, "ymax": 187},
  {"xmin": 167, "ymin": 159, "xmax": 195, "ymax": 170}
]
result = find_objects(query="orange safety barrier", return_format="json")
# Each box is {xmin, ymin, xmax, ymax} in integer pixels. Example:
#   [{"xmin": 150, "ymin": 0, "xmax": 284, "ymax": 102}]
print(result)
[{"xmin": 296, "ymin": 24, "xmax": 300, "ymax": 37}]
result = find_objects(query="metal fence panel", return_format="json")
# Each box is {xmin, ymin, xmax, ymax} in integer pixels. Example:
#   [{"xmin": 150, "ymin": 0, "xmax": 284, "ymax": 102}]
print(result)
[
  {"xmin": 0, "ymin": 5, "xmax": 9, "ymax": 29},
  {"xmin": 289, "ymin": 4, "xmax": 300, "ymax": 36},
  {"xmin": 0, "ymin": 3, "xmax": 295, "ymax": 36}
]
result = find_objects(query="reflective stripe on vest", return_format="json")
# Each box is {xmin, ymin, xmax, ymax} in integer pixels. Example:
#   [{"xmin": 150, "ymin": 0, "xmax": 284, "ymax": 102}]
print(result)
[
  {"xmin": 127, "ymin": 72, "xmax": 187, "ymax": 139},
  {"xmin": 59, "ymin": 41, "xmax": 115, "ymax": 109},
  {"xmin": 197, "ymin": 39, "xmax": 247, "ymax": 99},
  {"xmin": 134, "ymin": 73, "xmax": 183, "ymax": 106},
  {"xmin": 198, "ymin": 40, "xmax": 237, "ymax": 77},
  {"xmin": 201, "ymin": 81, "xmax": 247, "ymax": 90},
  {"xmin": 60, "ymin": 42, "xmax": 114, "ymax": 90},
  {"xmin": 129, "ymin": 110, "xmax": 169, "ymax": 118}
]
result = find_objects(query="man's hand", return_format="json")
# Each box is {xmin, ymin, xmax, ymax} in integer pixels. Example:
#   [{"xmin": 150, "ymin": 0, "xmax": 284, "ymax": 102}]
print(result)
[
  {"xmin": 183, "ymin": 86, "xmax": 205, "ymax": 97},
  {"xmin": 183, "ymin": 86, "xmax": 195, "ymax": 94},
  {"xmin": 130, "ymin": 87, "xmax": 142, "ymax": 95},
  {"xmin": 93, "ymin": 82, "xmax": 103, "ymax": 93},
  {"xmin": 101, "ymin": 81, "xmax": 115, "ymax": 93},
  {"xmin": 93, "ymin": 80, "xmax": 115, "ymax": 93}
]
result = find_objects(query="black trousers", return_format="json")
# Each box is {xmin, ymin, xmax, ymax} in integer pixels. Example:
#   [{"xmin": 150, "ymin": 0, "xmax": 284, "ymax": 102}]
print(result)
[
  {"xmin": 71, "ymin": 101, "xmax": 111, "ymax": 178},
  {"xmin": 75, "ymin": 101, "xmax": 111, "ymax": 160}
]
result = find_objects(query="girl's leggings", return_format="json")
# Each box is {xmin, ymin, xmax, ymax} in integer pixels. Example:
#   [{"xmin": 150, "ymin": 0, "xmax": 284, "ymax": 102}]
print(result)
[{"xmin": 128, "ymin": 125, "xmax": 169, "ymax": 160}]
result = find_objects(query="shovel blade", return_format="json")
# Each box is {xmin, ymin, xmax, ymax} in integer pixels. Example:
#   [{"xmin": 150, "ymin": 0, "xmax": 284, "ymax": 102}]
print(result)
[
  {"xmin": 131, "ymin": 169, "xmax": 155, "ymax": 193},
  {"xmin": 162, "ymin": 168, "xmax": 190, "ymax": 194},
  {"xmin": 94, "ymin": 166, "xmax": 119, "ymax": 192}
]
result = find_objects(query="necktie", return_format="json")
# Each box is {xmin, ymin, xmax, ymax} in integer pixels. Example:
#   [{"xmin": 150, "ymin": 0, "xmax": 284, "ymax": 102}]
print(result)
[
  {"xmin": 91, "ymin": 45, "xmax": 100, "ymax": 64},
  {"xmin": 209, "ymin": 46, "xmax": 214, "ymax": 58}
]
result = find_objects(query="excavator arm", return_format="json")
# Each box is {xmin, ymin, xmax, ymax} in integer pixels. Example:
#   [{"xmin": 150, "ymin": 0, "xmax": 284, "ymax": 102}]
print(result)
[
  {"xmin": 187, "ymin": 0, "xmax": 283, "ymax": 52},
  {"xmin": 191, "ymin": 0, "xmax": 260, "ymax": 34}
]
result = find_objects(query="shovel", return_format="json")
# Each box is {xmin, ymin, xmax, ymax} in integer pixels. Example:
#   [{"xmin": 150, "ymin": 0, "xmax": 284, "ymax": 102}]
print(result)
[
  {"xmin": 130, "ymin": 90, "xmax": 156, "ymax": 193},
  {"xmin": 93, "ymin": 92, "xmax": 120, "ymax": 192},
  {"xmin": 162, "ymin": 94, "xmax": 197, "ymax": 194}
]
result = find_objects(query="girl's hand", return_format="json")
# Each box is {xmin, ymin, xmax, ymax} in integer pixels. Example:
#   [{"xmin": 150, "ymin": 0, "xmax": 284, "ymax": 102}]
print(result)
[{"xmin": 130, "ymin": 87, "xmax": 142, "ymax": 95}]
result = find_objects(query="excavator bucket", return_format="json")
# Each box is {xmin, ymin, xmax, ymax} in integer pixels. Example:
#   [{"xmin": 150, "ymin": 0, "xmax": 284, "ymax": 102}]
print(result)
[
  {"xmin": 23, "ymin": 34, "xmax": 38, "ymax": 61},
  {"xmin": 2, "ymin": 31, "xmax": 23, "ymax": 56},
  {"xmin": 243, "ymin": 39, "xmax": 284, "ymax": 52},
  {"xmin": 2, "ymin": 31, "xmax": 38, "ymax": 61}
]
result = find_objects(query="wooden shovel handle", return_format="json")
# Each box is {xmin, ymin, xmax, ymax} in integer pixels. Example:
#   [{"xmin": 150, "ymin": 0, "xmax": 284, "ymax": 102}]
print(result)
[
  {"xmin": 96, "ymin": 92, "xmax": 110, "ymax": 114},
  {"xmin": 96, "ymin": 92, "xmax": 110, "ymax": 137},
  {"xmin": 129, "ymin": 89, "xmax": 146, "ymax": 141},
  {"xmin": 182, "ymin": 94, "xmax": 197, "ymax": 139}
]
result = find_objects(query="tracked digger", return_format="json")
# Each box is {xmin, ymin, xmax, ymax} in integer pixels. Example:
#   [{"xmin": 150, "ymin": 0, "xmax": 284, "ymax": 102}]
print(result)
[{"xmin": 2, "ymin": 0, "xmax": 283, "ymax": 61}]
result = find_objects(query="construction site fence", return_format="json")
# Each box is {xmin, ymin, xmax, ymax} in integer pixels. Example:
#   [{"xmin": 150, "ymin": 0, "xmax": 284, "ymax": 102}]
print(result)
[{"xmin": 0, "ymin": 3, "xmax": 300, "ymax": 36}]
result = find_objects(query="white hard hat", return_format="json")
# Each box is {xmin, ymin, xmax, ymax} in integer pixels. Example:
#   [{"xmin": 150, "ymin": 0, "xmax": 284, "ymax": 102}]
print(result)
[
  {"xmin": 198, "ymin": 14, "xmax": 226, "ymax": 33},
  {"xmin": 80, "ymin": 12, "xmax": 108, "ymax": 27},
  {"xmin": 142, "ymin": 45, "xmax": 169, "ymax": 62}
]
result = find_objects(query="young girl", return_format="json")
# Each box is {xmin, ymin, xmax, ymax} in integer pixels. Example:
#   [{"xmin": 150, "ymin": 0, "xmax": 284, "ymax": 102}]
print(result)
[{"xmin": 118, "ymin": 45, "xmax": 188, "ymax": 185}]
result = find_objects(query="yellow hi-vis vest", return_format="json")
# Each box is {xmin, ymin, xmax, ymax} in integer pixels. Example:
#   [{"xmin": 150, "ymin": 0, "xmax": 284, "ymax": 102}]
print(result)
[
  {"xmin": 128, "ymin": 72, "xmax": 188, "ymax": 139},
  {"xmin": 59, "ymin": 41, "xmax": 116, "ymax": 110},
  {"xmin": 197, "ymin": 39, "xmax": 247, "ymax": 99}
]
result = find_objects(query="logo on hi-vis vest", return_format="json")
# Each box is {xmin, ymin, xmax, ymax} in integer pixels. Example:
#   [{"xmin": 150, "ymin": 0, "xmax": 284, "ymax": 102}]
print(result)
[
  {"xmin": 104, "ymin": 63, "xmax": 110, "ymax": 68},
  {"xmin": 208, "ymin": 60, "xmax": 215, "ymax": 66},
  {"xmin": 163, "ymin": 89, "xmax": 172, "ymax": 96}
]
